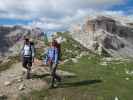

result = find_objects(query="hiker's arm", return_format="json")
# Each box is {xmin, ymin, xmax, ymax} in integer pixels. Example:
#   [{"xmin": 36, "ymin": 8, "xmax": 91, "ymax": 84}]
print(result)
[
  {"xmin": 31, "ymin": 46, "xmax": 35, "ymax": 58},
  {"xmin": 44, "ymin": 49, "xmax": 49, "ymax": 65},
  {"xmin": 54, "ymin": 49, "xmax": 58, "ymax": 64}
]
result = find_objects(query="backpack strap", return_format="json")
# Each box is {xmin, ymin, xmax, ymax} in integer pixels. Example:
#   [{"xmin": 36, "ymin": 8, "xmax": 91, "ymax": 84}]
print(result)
[{"xmin": 29, "ymin": 44, "xmax": 32, "ymax": 56}]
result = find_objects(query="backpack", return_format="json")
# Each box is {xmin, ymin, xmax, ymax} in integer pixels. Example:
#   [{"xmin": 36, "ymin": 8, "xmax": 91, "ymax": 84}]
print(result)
[{"xmin": 53, "ymin": 40, "xmax": 61, "ymax": 61}]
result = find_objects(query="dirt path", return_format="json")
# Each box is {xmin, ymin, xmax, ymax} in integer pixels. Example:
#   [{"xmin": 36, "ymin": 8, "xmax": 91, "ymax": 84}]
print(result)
[{"xmin": 0, "ymin": 62, "xmax": 75, "ymax": 100}]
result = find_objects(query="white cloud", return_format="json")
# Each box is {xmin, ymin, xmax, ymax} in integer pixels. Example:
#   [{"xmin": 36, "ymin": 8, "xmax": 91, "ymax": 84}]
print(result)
[
  {"xmin": 31, "ymin": 9, "xmax": 128, "ymax": 32},
  {"xmin": 0, "ymin": 0, "xmax": 124, "ymax": 19},
  {"xmin": 0, "ymin": 0, "xmax": 127, "ymax": 31}
]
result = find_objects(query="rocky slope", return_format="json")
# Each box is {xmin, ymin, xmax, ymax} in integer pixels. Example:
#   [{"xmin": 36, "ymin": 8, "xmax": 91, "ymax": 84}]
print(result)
[
  {"xmin": 0, "ymin": 25, "xmax": 43, "ymax": 60},
  {"xmin": 71, "ymin": 16, "xmax": 133, "ymax": 58},
  {"xmin": 0, "ymin": 61, "xmax": 76, "ymax": 100}
]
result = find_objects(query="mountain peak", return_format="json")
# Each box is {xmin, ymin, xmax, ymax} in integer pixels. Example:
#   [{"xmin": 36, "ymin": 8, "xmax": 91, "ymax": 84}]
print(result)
[{"xmin": 71, "ymin": 15, "xmax": 133, "ymax": 58}]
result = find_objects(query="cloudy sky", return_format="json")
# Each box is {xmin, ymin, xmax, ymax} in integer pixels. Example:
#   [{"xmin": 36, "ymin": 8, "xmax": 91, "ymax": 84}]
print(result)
[{"xmin": 0, "ymin": 0, "xmax": 132, "ymax": 32}]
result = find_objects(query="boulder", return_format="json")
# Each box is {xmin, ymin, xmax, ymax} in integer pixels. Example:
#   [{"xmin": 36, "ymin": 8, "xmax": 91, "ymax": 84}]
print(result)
[
  {"xmin": 100, "ymin": 62, "xmax": 108, "ymax": 66},
  {"xmin": 71, "ymin": 58, "xmax": 78, "ymax": 63},
  {"xmin": 18, "ymin": 84, "xmax": 25, "ymax": 91},
  {"xmin": 115, "ymin": 96, "xmax": 119, "ymax": 100},
  {"xmin": 4, "ymin": 81, "xmax": 12, "ymax": 86}
]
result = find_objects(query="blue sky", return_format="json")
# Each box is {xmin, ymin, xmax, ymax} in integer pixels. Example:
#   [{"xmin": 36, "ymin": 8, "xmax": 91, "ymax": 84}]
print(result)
[
  {"xmin": 0, "ymin": 0, "xmax": 132, "ymax": 31},
  {"xmin": 0, "ymin": 19, "xmax": 32, "ymax": 25},
  {"xmin": 108, "ymin": 0, "xmax": 133, "ymax": 15}
]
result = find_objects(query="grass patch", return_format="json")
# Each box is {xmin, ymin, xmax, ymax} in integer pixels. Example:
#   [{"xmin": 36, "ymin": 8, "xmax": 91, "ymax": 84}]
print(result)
[
  {"xmin": 20, "ymin": 55, "xmax": 133, "ymax": 100},
  {"xmin": 19, "ymin": 32, "xmax": 133, "ymax": 100},
  {"xmin": 57, "ymin": 32, "xmax": 89, "ymax": 60},
  {"xmin": 35, "ymin": 32, "xmax": 89, "ymax": 61},
  {"xmin": 36, "ymin": 48, "xmax": 44, "ymax": 60}
]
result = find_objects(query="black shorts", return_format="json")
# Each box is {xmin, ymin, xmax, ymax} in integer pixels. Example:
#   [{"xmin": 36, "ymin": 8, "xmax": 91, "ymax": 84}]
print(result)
[{"xmin": 22, "ymin": 57, "xmax": 32, "ymax": 68}]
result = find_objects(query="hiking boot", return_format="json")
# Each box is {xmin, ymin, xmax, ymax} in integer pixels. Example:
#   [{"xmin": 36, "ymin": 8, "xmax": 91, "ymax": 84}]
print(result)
[
  {"xmin": 55, "ymin": 76, "xmax": 61, "ymax": 82},
  {"xmin": 26, "ymin": 72, "xmax": 31, "ymax": 79},
  {"xmin": 26, "ymin": 75, "xmax": 30, "ymax": 79},
  {"xmin": 49, "ymin": 84, "xmax": 55, "ymax": 89}
]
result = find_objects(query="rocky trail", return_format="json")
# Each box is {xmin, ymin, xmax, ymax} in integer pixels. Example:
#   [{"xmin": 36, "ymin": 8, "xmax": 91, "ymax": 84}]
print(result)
[{"xmin": 0, "ymin": 61, "xmax": 75, "ymax": 100}]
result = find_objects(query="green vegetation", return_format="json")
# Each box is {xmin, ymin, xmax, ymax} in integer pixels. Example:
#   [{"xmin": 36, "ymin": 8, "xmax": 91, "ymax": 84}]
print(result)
[
  {"xmin": 0, "ymin": 55, "xmax": 19, "ymax": 72},
  {"xmin": 36, "ymin": 48, "xmax": 44, "ymax": 60},
  {"xmin": 20, "ymin": 32, "xmax": 133, "ymax": 100},
  {"xmin": 20, "ymin": 55, "xmax": 133, "ymax": 100},
  {"xmin": 43, "ymin": 33, "xmax": 49, "ymax": 46},
  {"xmin": 35, "ymin": 32, "xmax": 89, "ymax": 60},
  {"xmin": 57, "ymin": 32, "xmax": 88, "ymax": 60}
]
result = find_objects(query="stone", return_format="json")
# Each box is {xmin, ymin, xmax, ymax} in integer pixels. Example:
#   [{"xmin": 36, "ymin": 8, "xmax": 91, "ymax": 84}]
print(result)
[
  {"xmin": 17, "ymin": 78, "xmax": 23, "ymax": 82},
  {"xmin": 18, "ymin": 84, "xmax": 25, "ymax": 91},
  {"xmin": 57, "ymin": 70, "xmax": 76, "ymax": 77},
  {"xmin": 56, "ymin": 36, "xmax": 66, "ymax": 43},
  {"xmin": 79, "ymin": 52, "xmax": 88, "ymax": 57},
  {"xmin": 115, "ymin": 96, "xmax": 119, "ymax": 100},
  {"xmin": 4, "ymin": 81, "xmax": 12, "ymax": 86},
  {"xmin": 125, "ymin": 69, "xmax": 133, "ymax": 75},
  {"xmin": 71, "ymin": 58, "xmax": 78, "ymax": 63},
  {"xmin": 103, "ymin": 57, "xmax": 113, "ymax": 62},
  {"xmin": 100, "ymin": 62, "xmax": 108, "ymax": 66},
  {"xmin": 76, "ymin": 55, "xmax": 81, "ymax": 59},
  {"xmin": 125, "ymin": 77, "xmax": 129, "ymax": 80},
  {"xmin": 63, "ymin": 59, "xmax": 69, "ymax": 63}
]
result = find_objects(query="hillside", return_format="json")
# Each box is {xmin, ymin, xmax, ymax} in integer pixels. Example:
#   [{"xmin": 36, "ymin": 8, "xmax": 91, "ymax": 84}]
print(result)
[
  {"xmin": 0, "ymin": 16, "xmax": 133, "ymax": 100},
  {"xmin": 71, "ymin": 16, "xmax": 133, "ymax": 58},
  {"xmin": 19, "ymin": 32, "xmax": 133, "ymax": 100},
  {"xmin": 0, "ymin": 29, "xmax": 133, "ymax": 100}
]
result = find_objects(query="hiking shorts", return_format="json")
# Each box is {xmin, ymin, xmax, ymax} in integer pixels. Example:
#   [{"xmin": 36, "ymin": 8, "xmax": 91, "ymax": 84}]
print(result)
[{"xmin": 22, "ymin": 57, "xmax": 32, "ymax": 68}]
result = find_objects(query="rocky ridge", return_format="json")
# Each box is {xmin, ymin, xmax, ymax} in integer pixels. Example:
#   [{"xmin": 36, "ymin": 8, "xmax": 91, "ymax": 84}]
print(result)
[
  {"xmin": 71, "ymin": 16, "xmax": 133, "ymax": 58},
  {"xmin": 0, "ymin": 25, "xmax": 43, "ymax": 61}
]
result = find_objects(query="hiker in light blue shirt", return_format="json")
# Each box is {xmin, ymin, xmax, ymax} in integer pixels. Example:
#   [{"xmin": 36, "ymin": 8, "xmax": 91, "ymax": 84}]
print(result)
[
  {"xmin": 45, "ymin": 46, "xmax": 58, "ymax": 65},
  {"xmin": 45, "ymin": 41, "xmax": 61, "ymax": 88}
]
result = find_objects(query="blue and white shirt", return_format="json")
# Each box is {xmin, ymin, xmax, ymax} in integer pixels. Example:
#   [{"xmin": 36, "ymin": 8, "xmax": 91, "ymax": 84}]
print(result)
[{"xmin": 45, "ymin": 47, "xmax": 58, "ymax": 64}]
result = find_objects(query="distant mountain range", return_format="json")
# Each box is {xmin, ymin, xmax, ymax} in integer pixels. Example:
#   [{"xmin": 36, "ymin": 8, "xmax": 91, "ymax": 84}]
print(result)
[
  {"xmin": 1, "ymin": 15, "xmax": 133, "ymax": 59},
  {"xmin": 0, "ymin": 25, "xmax": 43, "ymax": 59}
]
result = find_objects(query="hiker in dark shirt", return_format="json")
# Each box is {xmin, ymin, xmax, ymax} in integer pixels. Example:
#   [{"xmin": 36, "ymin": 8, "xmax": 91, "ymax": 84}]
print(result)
[{"xmin": 21, "ymin": 38, "xmax": 35, "ymax": 79}]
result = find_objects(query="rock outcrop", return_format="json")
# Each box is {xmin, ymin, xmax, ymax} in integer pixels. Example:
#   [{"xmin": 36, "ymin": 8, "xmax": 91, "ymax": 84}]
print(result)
[{"xmin": 71, "ymin": 16, "xmax": 133, "ymax": 58}]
